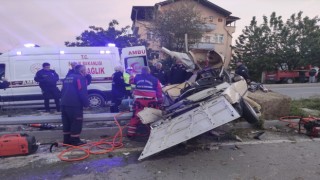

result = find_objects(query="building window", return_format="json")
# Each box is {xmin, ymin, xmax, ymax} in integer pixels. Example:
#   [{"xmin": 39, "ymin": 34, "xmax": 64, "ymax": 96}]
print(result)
[
  {"xmin": 217, "ymin": 34, "xmax": 224, "ymax": 43},
  {"xmin": 218, "ymin": 18, "xmax": 223, "ymax": 22},
  {"xmin": 200, "ymin": 34, "xmax": 224, "ymax": 44},
  {"xmin": 204, "ymin": 36, "xmax": 210, "ymax": 43},
  {"xmin": 212, "ymin": 34, "xmax": 224, "ymax": 44},
  {"xmin": 209, "ymin": 16, "xmax": 214, "ymax": 22}
]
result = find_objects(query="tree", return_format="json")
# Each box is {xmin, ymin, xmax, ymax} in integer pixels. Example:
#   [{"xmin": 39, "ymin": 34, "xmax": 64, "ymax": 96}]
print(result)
[
  {"xmin": 148, "ymin": 0, "xmax": 206, "ymax": 52},
  {"xmin": 233, "ymin": 12, "xmax": 320, "ymax": 81},
  {"xmin": 65, "ymin": 20, "xmax": 147, "ymax": 48}
]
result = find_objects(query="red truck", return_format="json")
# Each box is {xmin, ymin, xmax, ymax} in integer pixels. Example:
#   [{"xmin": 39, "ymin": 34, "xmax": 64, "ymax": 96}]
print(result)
[{"xmin": 264, "ymin": 69, "xmax": 311, "ymax": 84}]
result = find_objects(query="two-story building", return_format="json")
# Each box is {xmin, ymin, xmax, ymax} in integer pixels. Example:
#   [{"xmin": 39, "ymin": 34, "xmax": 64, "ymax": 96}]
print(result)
[{"xmin": 130, "ymin": 0, "xmax": 239, "ymax": 66}]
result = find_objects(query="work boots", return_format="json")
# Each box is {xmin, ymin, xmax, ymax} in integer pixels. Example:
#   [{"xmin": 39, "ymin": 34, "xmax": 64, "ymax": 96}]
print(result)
[
  {"xmin": 70, "ymin": 137, "xmax": 87, "ymax": 146},
  {"xmin": 63, "ymin": 134, "xmax": 71, "ymax": 145}
]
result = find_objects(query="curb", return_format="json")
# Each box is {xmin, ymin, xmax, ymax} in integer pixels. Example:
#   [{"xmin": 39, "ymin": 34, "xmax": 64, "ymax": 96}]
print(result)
[
  {"xmin": 265, "ymin": 83, "xmax": 320, "ymax": 88},
  {"xmin": 0, "ymin": 120, "xmax": 289, "ymax": 144}
]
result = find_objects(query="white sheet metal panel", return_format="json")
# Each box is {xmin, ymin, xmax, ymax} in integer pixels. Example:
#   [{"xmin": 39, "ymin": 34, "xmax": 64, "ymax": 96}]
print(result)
[{"xmin": 138, "ymin": 96, "xmax": 240, "ymax": 160}]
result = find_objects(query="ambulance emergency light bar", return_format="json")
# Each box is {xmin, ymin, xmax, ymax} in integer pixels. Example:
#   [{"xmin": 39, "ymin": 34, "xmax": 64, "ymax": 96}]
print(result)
[
  {"xmin": 24, "ymin": 43, "xmax": 40, "ymax": 48},
  {"xmin": 100, "ymin": 50, "xmax": 111, "ymax": 54},
  {"xmin": 107, "ymin": 43, "xmax": 116, "ymax": 47}
]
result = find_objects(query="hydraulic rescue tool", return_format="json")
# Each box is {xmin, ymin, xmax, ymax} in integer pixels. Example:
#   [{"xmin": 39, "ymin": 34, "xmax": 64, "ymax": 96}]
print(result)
[{"xmin": 0, "ymin": 133, "xmax": 38, "ymax": 157}]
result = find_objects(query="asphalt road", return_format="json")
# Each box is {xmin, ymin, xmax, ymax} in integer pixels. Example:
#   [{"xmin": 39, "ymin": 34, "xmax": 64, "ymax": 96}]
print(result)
[
  {"xmin": 265, "ymin": 83, "xmax": 320, "ymax": 99},
  {"xmin": 1, "ymin": 124, "xmax": 320, "ymax": 180}
]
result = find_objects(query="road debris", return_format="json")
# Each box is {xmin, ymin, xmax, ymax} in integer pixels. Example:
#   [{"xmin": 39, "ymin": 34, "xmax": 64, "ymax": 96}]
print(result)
[{"xmin": 253, "ymin": 131, "xmax": 265, "ymax": 140}]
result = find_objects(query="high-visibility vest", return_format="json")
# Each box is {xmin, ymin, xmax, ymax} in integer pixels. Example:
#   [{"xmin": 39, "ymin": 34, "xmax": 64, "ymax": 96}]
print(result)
[{"xmin": 123, "ymin": 72, "xmax": 132, "ymax": 91}]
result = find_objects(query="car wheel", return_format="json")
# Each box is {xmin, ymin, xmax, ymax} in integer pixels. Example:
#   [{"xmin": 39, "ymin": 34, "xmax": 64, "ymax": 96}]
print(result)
[
  {"xmin": 241, "ymin": 98, "xmax": 259, "ymax": 124},
  {"xmin": 88, "ymin": 93, "xmax": 105, "ymax": 108},
  {"xmin": 286, "ymin": 78, "xmax": 294, "ymax": 84}
]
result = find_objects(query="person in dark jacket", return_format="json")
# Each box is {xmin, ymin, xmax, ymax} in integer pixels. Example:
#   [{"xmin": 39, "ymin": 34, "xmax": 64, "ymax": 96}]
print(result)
[
  {"xmin": 61, "ymin": 65, "xmax": 89, "ymax": 146},
  {"xmin": 66, "ymin": 62, "xmax": 92, "ymax": 85},
  {"xmin": 0, "ymin": 78, "xmax": 9, "ymax": 89},
  {"xmin": 151, "ymin": 62, "xmax": 168, "ymax": 85},
  {"xmin": 34, "ymin": 62, "xmax": 60, "ymax": 112},
  {"xmin": 235, "ymin": 60, "xmax": 250, "ymax": 84},
  {"xmin": 110, "ymin": 66, "xmax": 127, "ymax": 113},
  {"xmin": 168, "ymin": 59, "xmax": 190, "ymax": 84}
]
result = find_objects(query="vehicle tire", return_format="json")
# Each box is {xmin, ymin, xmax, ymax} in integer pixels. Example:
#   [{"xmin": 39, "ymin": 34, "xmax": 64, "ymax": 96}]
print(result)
[
  {"xmin": 88, "ymin": 93, "xmax": 105, "ymax": 108},
  {"xmin": 241, "ymin": 98, "xmax": 259, "ymax": 124},
  {"xmin": 232, "ymin": 102, "xmax": 243, "ymax": 116},
  {"xmin": 286, "ymin": 78, "xmax": 294, "ymax": 84}
]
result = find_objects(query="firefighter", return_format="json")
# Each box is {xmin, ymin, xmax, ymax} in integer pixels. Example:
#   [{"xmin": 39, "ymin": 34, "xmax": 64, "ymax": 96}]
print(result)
[
  {"xmin": 66, "ymin": 62, "xmax": 92, "ymax": 85},
  {"xmin": 34, "ymin": 62, "xmax": 60, "ymax": 113},
  {"xmin": 110, "ymin": 66, "xmax": 127, "ymax": 113},
  {"xmin": 127, "ymin": 66, "xmax": 163, "ymax": 138},
  {"xmin": 60, "ymin": 65, "xmax": 89, "ymax": 146}
]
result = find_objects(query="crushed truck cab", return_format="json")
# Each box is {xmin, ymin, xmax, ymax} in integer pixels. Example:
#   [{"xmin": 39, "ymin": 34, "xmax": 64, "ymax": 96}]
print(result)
[{"xmin": 137, "ymin": 48, "xmax": 261, "ymax": 160}]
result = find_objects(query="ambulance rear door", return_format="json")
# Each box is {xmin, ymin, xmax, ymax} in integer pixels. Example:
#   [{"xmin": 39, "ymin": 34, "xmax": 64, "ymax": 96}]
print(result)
[{"xmin": 121, "ymin": 46, "xmax": 148, "ymax": 74}]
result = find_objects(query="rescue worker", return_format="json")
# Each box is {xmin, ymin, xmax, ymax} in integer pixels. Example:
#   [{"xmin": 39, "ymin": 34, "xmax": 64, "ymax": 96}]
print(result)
[
  {"xmin": 110, "ymin": 66, "xmax": 127, "ymax": 113},
  {"xmin": 151, "ymin": 62, "xmax": 168, "ymax": 85},
  {"xmin": 168, "ymin": 59, "xmax": 191, "ymax": 84},
  {"xmin": 235, "ymin": 60, "xmax": 251, "ymax": 84},
  {"xmin": 60, "ymin": 65, "xmax": 89, "ymax": 146},
  {"xmin": 66, "ymin": 62, "xmax": 78, "ymax": 77},
  {"xmin": 34, "ymin": 62, "xmax": 60, "ymax": 113},
  {"xmin": 123, "ymin": 67, "xmax": 133, "ymax": 98},
  {"xmin": 66, "ymin": 62, "xmax": 92, "ymax": 85},
  {"xmin": 127, "ymin": 66, "xmax": 163, "ymax": 138}
]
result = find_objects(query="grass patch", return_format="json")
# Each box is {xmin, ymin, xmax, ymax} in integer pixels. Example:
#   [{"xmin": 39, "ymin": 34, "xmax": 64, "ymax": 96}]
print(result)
[{"xmin": 290, "ymin": 97, "xmax": 320, "ymax": 116}]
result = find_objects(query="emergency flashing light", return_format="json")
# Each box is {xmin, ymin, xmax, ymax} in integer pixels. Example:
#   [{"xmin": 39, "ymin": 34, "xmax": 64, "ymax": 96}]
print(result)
[
  {"xmin": 24, "ymin": 43, "xmax": 39, "ymax": 48},
  {"xmin": 24, "ymin": 43, "xmax": 36, "ymax": 48},
  {"xmin": 60, "ymin": 51, "xmax": 65, "ymax": 54},
  {"xmin": 16, "ymin": 51, "xmax": 22, "ymax": 55},
  {"xmin": 100, "ymin": 50, "xmax": 105, "ymax": 54},
  {"xmin": 107, "ymin": 43, "xmax": 116, "ymax": 47},
  {"xmin": 105, "ymin": 51, "xmax": 111, "ymax": 54}
]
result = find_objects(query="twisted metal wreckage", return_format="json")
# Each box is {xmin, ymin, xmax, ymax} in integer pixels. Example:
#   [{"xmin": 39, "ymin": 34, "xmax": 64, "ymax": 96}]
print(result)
[{"xmin": 136, "ymin": 47, "xmax": 261, "ymax": 160}]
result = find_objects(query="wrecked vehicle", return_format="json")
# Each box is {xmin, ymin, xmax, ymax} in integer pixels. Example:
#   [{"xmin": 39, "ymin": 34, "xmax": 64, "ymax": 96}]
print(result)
[{"xmin": 136, "ymin": 47, "xmax": 261, "ymax": 160}]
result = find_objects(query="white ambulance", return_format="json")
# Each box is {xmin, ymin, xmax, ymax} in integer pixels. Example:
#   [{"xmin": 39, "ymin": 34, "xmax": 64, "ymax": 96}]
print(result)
[{"xmin": 0, "ymin": 45, "xmax": 122, "ymax": 108}]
